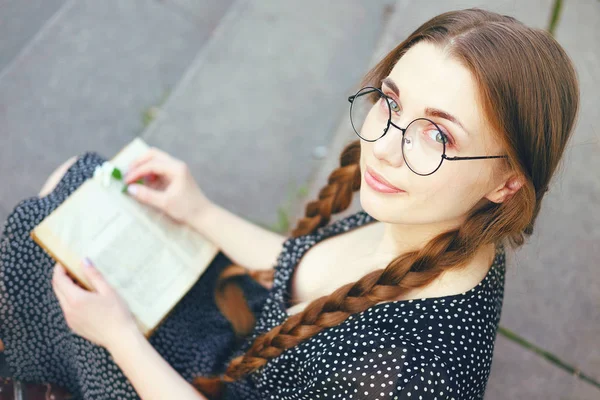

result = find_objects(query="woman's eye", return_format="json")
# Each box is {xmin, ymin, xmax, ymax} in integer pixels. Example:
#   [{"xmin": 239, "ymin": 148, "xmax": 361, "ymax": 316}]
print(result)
[
  {"xmin": 429, "ymin": 129, "xmax": 451, "ymax": 145},
  {"xmin": 386, "ymin": 97, "xmax": 401, "ymax": 113}
]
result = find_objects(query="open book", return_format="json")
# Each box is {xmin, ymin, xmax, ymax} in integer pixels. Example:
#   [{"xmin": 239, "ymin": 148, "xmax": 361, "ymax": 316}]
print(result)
[{"xmin": 30, "ymin": 137, "xmax": 219, "ymax": 338}]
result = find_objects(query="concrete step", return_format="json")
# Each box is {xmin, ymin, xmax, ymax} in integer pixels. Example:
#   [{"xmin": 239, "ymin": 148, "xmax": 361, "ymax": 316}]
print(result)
[
  {"xmin": 498, "ymin": 0, "xmax": 600, "ymax": 390},
  {"xmin": 486, "ymin": 335, "xmax": 599, "ymax": 399},
  {"xmin": 0, "ymin": 0, "xmax": 235, "ymax": 223},
  {"xmin": 0, "ymin": 0, "xmax": 68, "ymax": 72}
]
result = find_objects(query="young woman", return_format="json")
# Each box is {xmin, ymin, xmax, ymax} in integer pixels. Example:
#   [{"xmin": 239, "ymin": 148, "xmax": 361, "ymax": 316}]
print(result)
[{"xmin": 0, "ymin": 7, "xmax": 579, "ymax": 400}]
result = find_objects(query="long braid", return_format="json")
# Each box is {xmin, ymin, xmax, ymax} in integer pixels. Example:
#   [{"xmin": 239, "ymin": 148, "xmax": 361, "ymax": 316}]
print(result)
[{"xmin": 291, "ymin": 140, "xmax": 361, "ymax": 236}]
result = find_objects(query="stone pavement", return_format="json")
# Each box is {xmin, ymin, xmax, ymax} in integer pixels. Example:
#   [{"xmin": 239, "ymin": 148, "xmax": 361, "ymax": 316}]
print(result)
[
  {"xmin": 0, "ymin": 0, "xmax": 235, "ymax": 218},
  {"xmin": 0, "ymin": 0, "xmax": 598, "ymax": 398}
]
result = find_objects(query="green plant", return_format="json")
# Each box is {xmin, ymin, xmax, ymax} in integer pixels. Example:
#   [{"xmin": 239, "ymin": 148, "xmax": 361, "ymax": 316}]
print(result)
[
  {"xmin": 547, "ymin": 0, "xmax": 563, "ymax": 36},
  {"xmin": 141, "ymin": 89, "xmax": 171, "ymax": 128},
  {"xmin": 250, "ymin": 180, "xmax": 310, "ymax": 234}
]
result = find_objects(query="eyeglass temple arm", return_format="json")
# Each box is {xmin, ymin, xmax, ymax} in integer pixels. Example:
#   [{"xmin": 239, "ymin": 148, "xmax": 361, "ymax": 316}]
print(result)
[
  {"xmin": 443, "ymin": 155, "xmax": 509, "ymax": 161},
  {"xmin": 349, "ymin": 88, "xmax": 380, "ymax": 103}
]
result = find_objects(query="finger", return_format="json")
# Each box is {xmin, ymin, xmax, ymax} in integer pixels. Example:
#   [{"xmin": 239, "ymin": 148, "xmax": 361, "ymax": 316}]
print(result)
[
  {"xmin": 52, "ymin": 262, "xmax": 71, "ymax": 288},
  {"xmin": 80, "ymin": 258, "xmax": 113, "ymax": 295},
  {"xmin": 124, "ymin": 157, "xmax": 175, "ymax": 185},
  {"xmin": 52, "ymin": 263, "xmax": 68, "ymax": 298},
  {"xmin": 126, "ymin": 181, "xmax": 167, "ymax": 211},
  {"xmin": 53, "ymin": 262, "xmax": 90, "ymax": 304},
  {"xmin": 126, "ymin": 147, "xmax": 172, "ymax": 179},
  {"xmin": 127, "ymin": 147, "xmax": 158, "ymax": 172}
]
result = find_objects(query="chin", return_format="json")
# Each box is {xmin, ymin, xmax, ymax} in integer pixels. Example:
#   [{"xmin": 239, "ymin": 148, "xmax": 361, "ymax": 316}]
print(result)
[{"xmin": 359, "ymin": 187, "xmax": 399, "ymax": 221}]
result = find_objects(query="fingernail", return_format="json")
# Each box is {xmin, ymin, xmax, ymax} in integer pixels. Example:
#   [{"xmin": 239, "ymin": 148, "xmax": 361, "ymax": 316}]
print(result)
[
  {"xmin": 82, "ymin": 257, "xmax": 93, "ymax": 268},
  {"xmin": 127, "ymin": 184, "xmax": 138, "ymax": 195}
]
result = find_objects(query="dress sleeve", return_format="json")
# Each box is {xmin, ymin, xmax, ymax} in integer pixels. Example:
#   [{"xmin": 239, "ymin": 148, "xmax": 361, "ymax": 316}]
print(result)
[{"xmin": 292, "ymin": 345, "xmax": 454, "ymax": 400}]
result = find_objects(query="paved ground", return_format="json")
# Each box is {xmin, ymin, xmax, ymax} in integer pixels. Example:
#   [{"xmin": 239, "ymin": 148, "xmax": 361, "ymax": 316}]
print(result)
[{"xmin": 0, "ymin": 0, "xmax": 598, "ymax": 398}]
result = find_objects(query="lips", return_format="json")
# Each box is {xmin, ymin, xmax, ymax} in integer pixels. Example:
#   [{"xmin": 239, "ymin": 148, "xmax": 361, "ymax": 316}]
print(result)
[{"xmin": 366, "ymin": 166, "xmax": 404, "ymax": 191}]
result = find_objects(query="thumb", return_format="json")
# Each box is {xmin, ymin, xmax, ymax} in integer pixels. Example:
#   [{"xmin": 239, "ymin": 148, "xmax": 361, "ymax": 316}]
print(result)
[{"xmin": 80, "ymin": 257, "xmax": 111, "ymax": 294}]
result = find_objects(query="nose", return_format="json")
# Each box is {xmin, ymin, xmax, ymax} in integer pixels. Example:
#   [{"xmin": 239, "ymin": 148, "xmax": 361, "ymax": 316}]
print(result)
[{"xmin": 372, "ymin": 123, "xmax": 406, "ymax": 167}]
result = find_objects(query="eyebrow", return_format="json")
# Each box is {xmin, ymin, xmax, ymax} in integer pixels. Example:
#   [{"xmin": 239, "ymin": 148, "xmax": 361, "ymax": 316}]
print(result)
[{"xmin": 381, "ymin": 77, "xmax": 471, "ymax": 136}]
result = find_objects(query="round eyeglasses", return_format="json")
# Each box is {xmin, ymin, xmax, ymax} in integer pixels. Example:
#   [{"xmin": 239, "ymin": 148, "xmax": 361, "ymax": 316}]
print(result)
[{"xmin": 348, "ymin": 86, "xmax": 508, "ymax": 176}]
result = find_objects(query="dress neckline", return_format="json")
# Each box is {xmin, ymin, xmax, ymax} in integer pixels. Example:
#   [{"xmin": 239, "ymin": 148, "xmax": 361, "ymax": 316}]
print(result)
[{"xmin": 281, "ymin": 210, "xmax": 505, "ymax": 316}]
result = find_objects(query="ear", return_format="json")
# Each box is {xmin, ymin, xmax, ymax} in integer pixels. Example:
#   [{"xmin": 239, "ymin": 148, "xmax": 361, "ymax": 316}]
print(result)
[{"xmin": 485, "ymin": 175, "xmax": 525, "ymax": 204}]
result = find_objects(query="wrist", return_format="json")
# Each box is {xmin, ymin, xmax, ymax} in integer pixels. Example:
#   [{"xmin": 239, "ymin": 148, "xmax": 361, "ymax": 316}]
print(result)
[
  {"xmin": 189, "ymin": 201, "xmax": 218, "ymax": 235},
  {"xmin": 108, "ymin": 323, "xmax": 145, "ymax": 359}
]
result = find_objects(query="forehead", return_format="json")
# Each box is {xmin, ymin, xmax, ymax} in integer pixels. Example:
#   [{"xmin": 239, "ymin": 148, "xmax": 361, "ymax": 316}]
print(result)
[{"xmin": 387, "ymin": 41, "xmax": 488, "ymax": 140}]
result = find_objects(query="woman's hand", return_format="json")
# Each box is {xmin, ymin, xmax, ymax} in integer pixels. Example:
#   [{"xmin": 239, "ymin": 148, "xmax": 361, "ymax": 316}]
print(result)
[
  {"xmin": 123, "ymin": 147, "xmax": 214, "ymax": 225},
  {"xmin": 51, "ymin": 258, "xmax": 138, "ymax": 351}
]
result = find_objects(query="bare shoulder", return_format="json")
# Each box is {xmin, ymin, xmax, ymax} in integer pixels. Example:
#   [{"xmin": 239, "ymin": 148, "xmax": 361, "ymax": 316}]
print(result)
[{"xmin": 389, "ymin": 242, "xmax": 496, "ymax": 302}]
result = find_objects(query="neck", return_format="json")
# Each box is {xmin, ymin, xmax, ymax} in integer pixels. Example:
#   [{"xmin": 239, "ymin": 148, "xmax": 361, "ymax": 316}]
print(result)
[
  {"xmin": 373, "ymin": 215, "xmax": 466, "ymax": 257},
  {"xmin": 366, "ymin": 215, "xmax": 496, "ymax": 304}
]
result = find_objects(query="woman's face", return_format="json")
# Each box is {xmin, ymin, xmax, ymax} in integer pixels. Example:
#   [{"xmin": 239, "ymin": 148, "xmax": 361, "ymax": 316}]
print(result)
[{"xmin": 359, "ymin": 41, "xmax": 509, "ymax": 225}]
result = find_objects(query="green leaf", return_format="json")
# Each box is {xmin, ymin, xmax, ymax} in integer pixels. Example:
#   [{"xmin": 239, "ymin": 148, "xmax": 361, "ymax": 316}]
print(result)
[{"xmin": 112, "ymin": 167, "xmax": 123, "ymax": 180}]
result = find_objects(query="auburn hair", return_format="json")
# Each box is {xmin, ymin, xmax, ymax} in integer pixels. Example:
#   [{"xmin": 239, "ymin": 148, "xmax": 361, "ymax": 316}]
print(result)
[{"xmin": 193, "ymin": 7, "xmax": 579, "ymax": 398}]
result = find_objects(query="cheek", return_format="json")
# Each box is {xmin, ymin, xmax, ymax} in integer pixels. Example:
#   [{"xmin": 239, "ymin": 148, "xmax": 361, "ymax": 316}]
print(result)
[
  {"xmin": 445, "ymin": 167, "xmax": 489, "ymax": 200},
  {"xmin": 412, "ymin": 167, "xmax": 485, "ymax": 218},
  {"xmin": 436, "ymin": 161, "xmax": 491, "ymax": 192}
]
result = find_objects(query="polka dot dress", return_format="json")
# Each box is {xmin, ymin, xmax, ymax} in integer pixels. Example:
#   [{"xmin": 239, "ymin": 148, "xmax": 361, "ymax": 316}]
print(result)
[
  {"xmin": 0, "ymin": 151, "xmax": 270, "ymax": 399},
  {"xmin": 225, "ymin": 210, "xmax": 507, "ymax": 400}
]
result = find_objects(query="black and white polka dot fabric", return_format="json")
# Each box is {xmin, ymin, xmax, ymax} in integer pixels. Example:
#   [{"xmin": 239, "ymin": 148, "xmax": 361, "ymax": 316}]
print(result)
[
  {"xmin": 226, "ymin": 210, "xmax": 507, "ymax": 400},
  {"xmin": 0, "ymin": 151, "xmax": 269, "ymax": 399}
]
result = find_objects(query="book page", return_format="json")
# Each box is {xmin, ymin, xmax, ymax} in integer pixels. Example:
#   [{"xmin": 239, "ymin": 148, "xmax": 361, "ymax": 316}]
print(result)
[
  {"xmin": 109, "ymin": 137, "xmax": 219, "ymax": 266},
  {"xmin": 32, "ymin": 137, "xmax": 219, "ymax": 335}
]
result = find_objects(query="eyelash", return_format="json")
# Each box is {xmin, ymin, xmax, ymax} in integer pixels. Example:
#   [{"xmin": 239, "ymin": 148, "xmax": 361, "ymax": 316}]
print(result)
[{"xmin": 382, "ymin": 90, "xmax": 456, "ymax": 147}]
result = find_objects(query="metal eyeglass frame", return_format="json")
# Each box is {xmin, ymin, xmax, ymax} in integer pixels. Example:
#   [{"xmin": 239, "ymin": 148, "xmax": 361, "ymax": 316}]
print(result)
[{"xmin": 348, "ymin": 86, "xmax": 509, "ymax": 176}]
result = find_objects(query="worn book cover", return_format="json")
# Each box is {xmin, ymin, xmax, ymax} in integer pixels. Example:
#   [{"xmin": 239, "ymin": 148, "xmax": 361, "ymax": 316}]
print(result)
[{"xmin": 30, "ymin": 137, "xmax": 219, "ymax": 338}]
